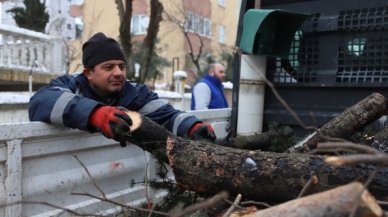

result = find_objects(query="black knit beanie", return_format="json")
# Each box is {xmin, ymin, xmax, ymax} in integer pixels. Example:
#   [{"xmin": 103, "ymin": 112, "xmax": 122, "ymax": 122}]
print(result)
[{"xmin": 82, "ymin": 32, "xmax": 126, "ymax": 68}]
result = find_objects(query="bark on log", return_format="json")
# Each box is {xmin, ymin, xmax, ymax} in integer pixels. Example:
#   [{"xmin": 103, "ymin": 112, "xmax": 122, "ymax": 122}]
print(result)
[
  {"xmin": 371, "ymin": 128, "xmax": 388, "ymax": 153},
  {"xmin": 125, "ymin": 111, "xmax": 171, "ymax": 161},
  {"xmin": 374, "ymin": 128, "xmax": 388, "ymax": 142},
  {"xmin": 230, "ymin": 182, "xmax": 382, "ymax": 217},
  {"xmin": 125, "ymin": 111, "xmax": 388, "ymax": 203},
  {"xmin": 224, "ymin": 126, "xmax": 294, "ymax": 150},
  {"xmin": 166, "ymin": 137, "xmax": 388, "ymax": 203},
  {"xmin": 227, "ymin": 133, "xmax": 274, "ymax": 150},
  {"xmin": 288, "ymin": 92, "xmax": 388, "ymax": 153}
]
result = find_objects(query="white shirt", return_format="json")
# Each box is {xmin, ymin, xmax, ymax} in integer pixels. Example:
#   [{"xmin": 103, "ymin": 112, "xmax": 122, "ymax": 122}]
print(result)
[{"xmin": 192, "ymin": 82, "xmax": 211, "ymax": 110}]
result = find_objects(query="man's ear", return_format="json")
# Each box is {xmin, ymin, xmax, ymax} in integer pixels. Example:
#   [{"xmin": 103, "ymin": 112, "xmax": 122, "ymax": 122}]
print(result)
[{"xmin": 83, "ymin": 68, "xmax": 92, "ymax": 79}]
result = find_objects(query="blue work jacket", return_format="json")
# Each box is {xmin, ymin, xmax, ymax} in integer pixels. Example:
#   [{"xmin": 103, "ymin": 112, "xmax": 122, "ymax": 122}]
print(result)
[
  {"xmin": 191, "ymin": 75, "xmax": 228, "ymax": 110},
  {"xmin": 29, "ymin": 73, "xmax": 198, "ymax": 137}
]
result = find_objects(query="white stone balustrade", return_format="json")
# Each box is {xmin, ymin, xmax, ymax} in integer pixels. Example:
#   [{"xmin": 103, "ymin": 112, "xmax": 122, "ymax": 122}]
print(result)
[{"xmin": 0, "ymin": 24, "xmax": 65, "ymax": 75}]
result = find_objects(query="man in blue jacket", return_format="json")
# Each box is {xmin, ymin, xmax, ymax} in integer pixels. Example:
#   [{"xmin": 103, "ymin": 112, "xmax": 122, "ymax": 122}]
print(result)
[
  {"xmin": 29, "ymin": 32, "xmax": 215, "ymax": 146},
  {"xmin": 191, "ymin": 63, "xmax": 228, "ymax": 110}
]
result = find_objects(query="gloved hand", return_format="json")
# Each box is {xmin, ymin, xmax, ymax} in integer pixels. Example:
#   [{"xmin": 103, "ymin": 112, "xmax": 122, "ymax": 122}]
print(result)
[
  {"xmin": 189, "ymin": 122, "xmax": 216, "ymax": 142},
  {"xmin": 89, "ymin": 106, "xmax": 132, "ymax": 147}
]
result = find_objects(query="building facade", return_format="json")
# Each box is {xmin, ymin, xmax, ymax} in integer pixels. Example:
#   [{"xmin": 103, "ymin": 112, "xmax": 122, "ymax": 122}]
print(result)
[
  {"xmin": 69, "ymin": 0, "xmax": 240, "ymax": 87},
  {"xmin": 0, "ymin": 0, "xmax": 240, "ymax": 87}
]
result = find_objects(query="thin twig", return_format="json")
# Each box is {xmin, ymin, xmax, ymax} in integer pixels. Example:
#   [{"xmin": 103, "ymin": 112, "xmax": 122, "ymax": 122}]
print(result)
[
  {"xmin": 364, "ymin": 167, "xmax": 379, "ymax": 188},
  {"xmin": 71, "ymin": 191, "xmax": 170, "ymax": 216},
  {"xmin": 297, "ymin": 175, "xmax": 318, "ymax": 198},
  {"xmin": 172, "ymin": 191, "xmax": 229, "ymax": 217},
  {"xmin": 73, "ymin": 155, "xmax": 107, "ymax": 199},
  {"xmin": 224, "ymin": 199, "xmax": 244, "ymax": 209},
  {"xmin": 223, "ymin": 194, "xmax": 241, "ymax": 217},
  {"xmin": 325, "ymin": 154, "xmax": 388, "ymax": 167},
  {"xmin": 241, "ymin": 57, "xmax": 314, "ymax": 131},
  {"xmin": 309, "ymin": 148, "xmax": 344, "ymax": 155},
  {"xmin": 317, "ymin": 142, "xmax": 381, "ymax": 155},
  {"xmin": 143, "ymin": 159, "xmax": 154, "ymax": 217},
  {"xmin": 145, "ymin": 161, "xmax": 150, "ymax": 201},
  {"xmin": 239, "ymin": 200, "xmax": 271, "ymax": 208},
  {"xmin": 147, "ymin": 201, "xmax": 157, "ymax": 217},
  {"xmin": 377, "ymin": 200, "xmax": 388, "ymax": 206},
  {"xmin": 0, "ymin": 201, "xmax": 105, "ymax": 217}
]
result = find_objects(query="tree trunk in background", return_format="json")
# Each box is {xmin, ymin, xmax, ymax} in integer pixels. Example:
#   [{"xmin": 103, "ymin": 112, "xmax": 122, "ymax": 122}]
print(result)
[
  {"xmin": 116, "ymin": 0, "xmax": 135, "ymax": 78},
  {"xmin": 139, "ymin": 0, "xmax": 163, "ymax": 83},
  {"xmin": 288, "ymin": 92, "xmax": 388, "ymax": 153}
]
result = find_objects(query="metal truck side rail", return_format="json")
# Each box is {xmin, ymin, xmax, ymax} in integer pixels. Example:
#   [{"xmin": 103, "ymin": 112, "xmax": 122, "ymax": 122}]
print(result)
[{"xmin": 0, "ymin": 108, "xmax": 231, "ymax": 216}]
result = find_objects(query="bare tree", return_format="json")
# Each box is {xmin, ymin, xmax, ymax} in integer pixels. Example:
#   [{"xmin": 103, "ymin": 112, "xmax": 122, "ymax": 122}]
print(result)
[
  {"xmin": 138, "ymin": 0, "xmax": 164, "ymax": 83},
  {"xmin": 65, "ymin": 5, "xmax": 104, "ymax": 74},
  {"xmin": 162, "ymin": 2, "xmax": 236, "ymax": 82},
  {"xmin": 163, "ymin": 7, "xmax": 206, "ymax": 80},
  {"xmin": 115, "ymin": 0, "xmax": 164, "ymax": 83},
  {"xmin": 116, "ymin": 0, "xmax": 135, "ymax": 78}
]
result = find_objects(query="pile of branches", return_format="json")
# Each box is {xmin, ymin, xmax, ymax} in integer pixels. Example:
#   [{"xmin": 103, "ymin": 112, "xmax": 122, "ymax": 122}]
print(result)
[{"xmin": 115, "ymin": 92, "xmax": 388, "ymax": 217}]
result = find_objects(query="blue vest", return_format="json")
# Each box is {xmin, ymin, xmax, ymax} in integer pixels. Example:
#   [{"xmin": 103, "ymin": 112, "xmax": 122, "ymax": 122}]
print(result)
[{"xmin": 191, "ymin": 75, "xmax": 228, "ymax": 110}]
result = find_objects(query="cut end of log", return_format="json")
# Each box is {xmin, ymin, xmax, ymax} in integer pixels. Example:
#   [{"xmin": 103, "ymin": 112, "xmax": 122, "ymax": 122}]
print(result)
[
  {"xmin": 125, "ymin": 111, "xmax": 143, "ymax": 132},
  {"xmin": 325, "ymin": 156, "xmax": 345, "ymax": 167},
  {"xmin": 166, "ymin": 136, "xmax": 175, "ymax": 166}
]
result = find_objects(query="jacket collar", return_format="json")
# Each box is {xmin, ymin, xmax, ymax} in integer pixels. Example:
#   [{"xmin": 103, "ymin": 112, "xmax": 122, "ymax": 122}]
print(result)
[{"xmin": 204, "ymin": 74, "xmax": 223, "ymax": 87}]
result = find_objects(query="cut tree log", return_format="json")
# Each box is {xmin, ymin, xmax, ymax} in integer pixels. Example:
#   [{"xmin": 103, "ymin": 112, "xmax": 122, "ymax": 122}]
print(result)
[
  {"xmin": 230, "ymin": 182, "xmax": 382, "ymax": 217},
  {"xmin": 166, "ymin": 137, "xmax": 388, "ymax": 203},
  {"xmin": 288, "ymin": 92, "xmax": 388, "ymax": 153},
  {"xmin": 125, "ymin": 111, "xmax": 388, "ymax": 203}
]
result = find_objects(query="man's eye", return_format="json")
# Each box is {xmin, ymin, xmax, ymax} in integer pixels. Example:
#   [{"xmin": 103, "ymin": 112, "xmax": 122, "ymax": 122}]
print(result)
[{"xmin": 104, "ymin": 65, "xmax": 114, "ymax": 70}]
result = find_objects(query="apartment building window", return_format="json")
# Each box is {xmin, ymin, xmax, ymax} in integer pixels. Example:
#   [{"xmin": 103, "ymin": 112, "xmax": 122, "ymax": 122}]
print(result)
[
  {"xmin": 218, "ymin": 0, "xmax": 225, "ymax": 7},
  {"xmin": 186, "ymin": 11, "xmax": 211, "ymax": 37},
  {"xmin": 75, "ymin": 17, "xmax": 83, "ymax": 39},
  {"xmin": 131, "ymin": 15, "xmax": 149, "ymax": 35},
  {"xmin": 219, "ymin": 25, "xmax": 225, "ymax": 44},
  {"xmin": 204, "ymin": 19, "xmax": 211, "ymax": 36}
]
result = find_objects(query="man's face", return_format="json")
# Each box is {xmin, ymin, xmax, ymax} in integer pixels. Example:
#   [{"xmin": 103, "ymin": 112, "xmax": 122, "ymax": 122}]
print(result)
[
  {"xmin": 210, "ymin": 64, "xmax": 226, "ymax": 81},
  {"xmin": 84, "ymin": 59, "xmax": 126, "ymax": 97}
]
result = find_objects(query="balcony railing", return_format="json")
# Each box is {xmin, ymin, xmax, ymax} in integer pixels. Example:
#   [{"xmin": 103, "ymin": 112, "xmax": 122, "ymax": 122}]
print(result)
[{"xmin": 0, "ymin": 24, "xmax": 65, "ymax": 75}]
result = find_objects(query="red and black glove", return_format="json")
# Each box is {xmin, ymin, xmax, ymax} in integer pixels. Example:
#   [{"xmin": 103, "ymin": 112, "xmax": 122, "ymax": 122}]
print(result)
[
  {"xmin": 189, "ymin": 122, "xmax": 216, "ymax": 142},
  {"xmin": 89, "ymin": 106, "xmax": 132, "ymax": 146}
]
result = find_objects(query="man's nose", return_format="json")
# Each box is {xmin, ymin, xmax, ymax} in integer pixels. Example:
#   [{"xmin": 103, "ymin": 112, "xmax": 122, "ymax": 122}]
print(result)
[{"xmin": 112, "ymin": 65, "xmax": 124, "ymax": 75}]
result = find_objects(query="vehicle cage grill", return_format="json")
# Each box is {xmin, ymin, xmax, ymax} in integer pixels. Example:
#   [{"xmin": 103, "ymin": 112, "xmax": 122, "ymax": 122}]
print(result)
[{"xmin": 269, "ymin": 6, "xmax": 388, "ymax": 84}]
